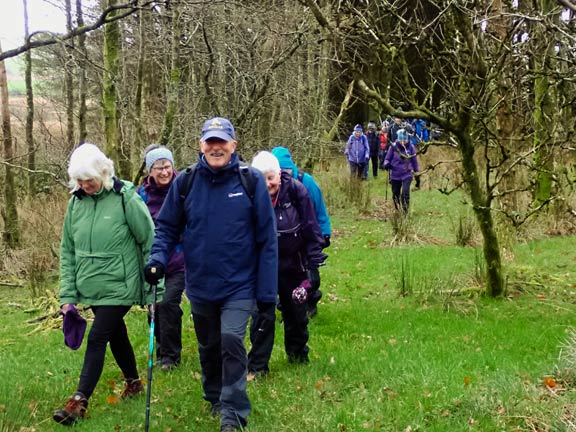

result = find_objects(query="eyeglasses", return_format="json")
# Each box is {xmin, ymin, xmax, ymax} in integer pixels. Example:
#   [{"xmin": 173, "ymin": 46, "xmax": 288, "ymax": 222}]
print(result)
[{"xmin": 152, "ymin": 165, "xmax": 172, "ymax": 172}]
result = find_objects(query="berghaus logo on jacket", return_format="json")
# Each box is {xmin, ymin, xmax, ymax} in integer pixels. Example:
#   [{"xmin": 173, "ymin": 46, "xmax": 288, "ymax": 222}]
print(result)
[{"xmin": 228, "ymin": 192, "xmax": 244, "ymax": 198}]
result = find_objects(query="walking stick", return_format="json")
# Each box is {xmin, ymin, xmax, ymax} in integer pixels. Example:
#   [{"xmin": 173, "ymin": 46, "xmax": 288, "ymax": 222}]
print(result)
[
  {"xmin": 385, "ymin": 169, "xmax": 389, "ymax": 201},
  {"xmin": 145, "ymin": 269, "xmax": 157, "ymax": 432}
]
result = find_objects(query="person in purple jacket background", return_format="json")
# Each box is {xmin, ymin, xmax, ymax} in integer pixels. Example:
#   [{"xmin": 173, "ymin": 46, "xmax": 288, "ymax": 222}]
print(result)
[
  {"xmin": 345, "ymin": 124, "xmax": 370, "ymax": 179},
  {"xmin": 383, "ymin": 129, "xmax": 420, "ymax": 213},
  {"xmin": 138, "ymin": 146, "xmax": 187, "ymax": 371}
]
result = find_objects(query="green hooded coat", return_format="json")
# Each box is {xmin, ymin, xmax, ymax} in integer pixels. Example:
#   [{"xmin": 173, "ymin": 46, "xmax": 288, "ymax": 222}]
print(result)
[{"xmin": 59, "ymin": 180, "xmax": 160, "ymax": 307}]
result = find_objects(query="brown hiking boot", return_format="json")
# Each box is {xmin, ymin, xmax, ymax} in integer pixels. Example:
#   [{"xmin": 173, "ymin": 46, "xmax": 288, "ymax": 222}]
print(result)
[
  {"xmin": 53, "ymin": 392, "xmax": 88, "ymax": 425},
  {"xmin": 121, "ymin": 379, "xmax": 144, "ymax": 399}
]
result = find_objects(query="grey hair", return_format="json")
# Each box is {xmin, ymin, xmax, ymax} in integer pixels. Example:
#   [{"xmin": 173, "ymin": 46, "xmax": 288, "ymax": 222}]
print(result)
[
  {"xmin": 67, "ymin": 143, "xmax": 115, "ymax": 191},
  {"xmin": 251, "ymin": 151, "xmax": 281, "ymax": 175}
]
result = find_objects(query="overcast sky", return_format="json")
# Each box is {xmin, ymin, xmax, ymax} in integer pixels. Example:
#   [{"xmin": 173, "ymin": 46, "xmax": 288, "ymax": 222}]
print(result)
[{"xmin": 0, "ymin": 0, "xmax": 66, "ymax": 50}]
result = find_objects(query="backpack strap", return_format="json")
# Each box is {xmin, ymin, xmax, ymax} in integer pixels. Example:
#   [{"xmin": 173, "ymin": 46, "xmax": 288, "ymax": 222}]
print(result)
[
  {"xmin": 179, "ymin": 164, "xmax": 198, "ymax": 201},
  {"xmin": 238, "ymin": 162, "xmax": 256, "ymax": 202}
]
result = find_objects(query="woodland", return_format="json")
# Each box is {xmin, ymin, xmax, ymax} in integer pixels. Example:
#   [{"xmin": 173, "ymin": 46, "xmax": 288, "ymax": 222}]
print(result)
[{"xmin": 0, "ymin": 0, "xmax": 575, "ymax": 299}]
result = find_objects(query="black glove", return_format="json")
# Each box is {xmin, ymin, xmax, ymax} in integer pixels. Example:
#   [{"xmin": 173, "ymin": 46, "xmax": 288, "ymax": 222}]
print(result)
[
  {"xmin": 144, "ymin": 262, "xmax": 165, "ymax": 285},
  {"xmin": 257, "ymin": 301, "xmax": 276, "ymax": 315},
  {"xmin": 308, "ymin": 267, "xmax": 320, "ymax": 291},
  {"xmin": 323, "ymin": 235, "xmax": 331, "ymax": 248}
]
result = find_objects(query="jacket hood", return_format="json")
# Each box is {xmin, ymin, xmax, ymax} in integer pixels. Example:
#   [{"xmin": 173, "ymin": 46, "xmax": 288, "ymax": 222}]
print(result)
[{"xmin": 271, "ymin": 146, "xmax": 299, "ymax": 177}]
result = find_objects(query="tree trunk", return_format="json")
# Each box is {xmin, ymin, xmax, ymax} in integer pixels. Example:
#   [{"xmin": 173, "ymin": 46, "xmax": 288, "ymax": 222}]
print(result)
[
  {"xmin": 102, "ymin": 0, "xmax": 125, "ymax": 174},
  {"xmin": 456, "ymin": 129, "xmax": 504, "ymax": 297},
  {"xmin": 76, "ymin": 0, "xmax": 88, "ymax": 144},
  {"xmin": 64, "ymin": 0, "xmax": 75, "ymax": 153},
  {"xmin": 0, "ymin": 41, "xmax": 21, "ymax": 247},
  {"xmin": 532, "ymin": 0, "xmax": 556, "ymax": 206},
  {"xmin": 23, "ymin": 0, "xmax": 36, "ymax": 197},
  {"xmin": 159, "ymin": 1, "xmax": 182, "ymax": 150}
]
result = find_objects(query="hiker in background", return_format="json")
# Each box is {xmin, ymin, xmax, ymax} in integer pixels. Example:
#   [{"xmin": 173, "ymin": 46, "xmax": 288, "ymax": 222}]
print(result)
[
  {"xmin": 382, "ymin": 129, "xmax": 420, "ymax": 213},
  {"xmin": 366, "ymin": 122, "xmax": 380, "ymax": 179},
  {"xmin": 54, "ymin": 143, "xmax": 157, "ymax": 425},
  {"xmin": 345, "ymin": 124, "xmax": 370, "ymax": 180},
  {"xmin": 387, "ymin": 110, "xmax": 414, "ymax": 144},
  {"xmin": 410, "ymin": 118, "xmax": 429, "ymax": 190},
  {"xmin": 247, "ymin": 151, "xmax": 327, "ymax": 379},
  {"xmin": 379, "ymin": 122, "xmax": 389, "ymax": 169},
  {"xmin": 144, "ymin": 117, "xmax": 277, "ymax": 432},
  {"xmin": 138, "ymin": 146, "xmax": 186, "ymax": 372},
  {"xmin": 271, "ymin": 146, "xmax": 331, "ymax": 318}
]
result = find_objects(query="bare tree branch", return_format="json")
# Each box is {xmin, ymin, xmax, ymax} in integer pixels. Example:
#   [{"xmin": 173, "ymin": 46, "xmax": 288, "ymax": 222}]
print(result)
[
  {"xmin": 0, "ymin": 1, "xmax": 163, "ymax": 61},
  {"xmin": 557, "ymin": 0, "xmax": 576, "ymax": 12}
]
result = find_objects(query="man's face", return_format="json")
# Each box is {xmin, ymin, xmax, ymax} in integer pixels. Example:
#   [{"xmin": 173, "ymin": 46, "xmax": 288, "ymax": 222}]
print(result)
[
  {"xmin": 394, "ymin": 117, "xmax": 402, "ymax": 125},
  {"xmin": 200, "ymin": 138, "xmax": 237, "ymax": 169}
]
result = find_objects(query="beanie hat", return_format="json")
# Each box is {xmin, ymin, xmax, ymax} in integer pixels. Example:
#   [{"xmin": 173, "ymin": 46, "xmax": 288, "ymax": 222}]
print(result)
[
  {"xmin": 354, "ymin": 124, "xmax": 363, "ymax": 132},
  {"xmin": 251, "ymin": 151, "xmax": 281, "ymax": 175},
  {"xmin": 367, "ymin": 122, "xmax": 376, "ymax": 130},
  {"xmin": 145, "ymin": 147, "xmax": 174, "ymax": 173},
  {"xmin": 397, "ymin": 129, "xmax": 408, "ymax": 142}
]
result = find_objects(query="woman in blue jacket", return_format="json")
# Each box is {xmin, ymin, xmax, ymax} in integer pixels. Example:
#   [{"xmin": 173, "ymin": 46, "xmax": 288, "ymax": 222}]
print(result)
[{"xmin": 345, "ymin": 124, "xmax": 370, "ymax": 179}]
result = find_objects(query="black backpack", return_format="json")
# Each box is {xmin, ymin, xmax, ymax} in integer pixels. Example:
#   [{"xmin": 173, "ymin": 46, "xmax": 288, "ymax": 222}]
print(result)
[
  {"xmin": 276, "ymin": 174, "xmax": 305, "ymax": 256},
  {"xmin": 178, "ymin": 161, "xmax": 256, "ymax": 202}
]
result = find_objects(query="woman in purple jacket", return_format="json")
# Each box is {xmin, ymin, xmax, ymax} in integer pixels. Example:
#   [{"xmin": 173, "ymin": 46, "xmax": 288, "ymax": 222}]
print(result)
[
  {"xmin": 247, "ymin": 151, "xmax": 327, "ymax": 379},
  {"xmin": 383, "ymin": 129, "xmax": 420, "ymax": 213},
  {"xmin": 138, "ymin": 146, "xmax": 186, "ymax": 371}
]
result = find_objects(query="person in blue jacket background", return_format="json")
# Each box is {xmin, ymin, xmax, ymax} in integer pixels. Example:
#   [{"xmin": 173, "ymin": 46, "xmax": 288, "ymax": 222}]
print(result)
[
  {"xmin": 271, "ymin": 146, "xmax": 331, "ymax": 318},
  {"xmin": 144, "ymin": 117, "xmax": 278, "ymax": 432}
]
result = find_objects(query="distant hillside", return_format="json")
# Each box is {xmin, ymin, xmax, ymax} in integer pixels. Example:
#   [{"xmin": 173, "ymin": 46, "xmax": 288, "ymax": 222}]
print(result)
[{"xmin": 5, "ymin": 57, "xmax": 23, "ymax": 81}]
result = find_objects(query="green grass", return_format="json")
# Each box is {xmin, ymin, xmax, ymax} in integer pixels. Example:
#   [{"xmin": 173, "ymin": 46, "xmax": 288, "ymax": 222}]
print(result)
[{"xmin": 1, "ymin": 174, "xmax": 576, "ymax": 431}]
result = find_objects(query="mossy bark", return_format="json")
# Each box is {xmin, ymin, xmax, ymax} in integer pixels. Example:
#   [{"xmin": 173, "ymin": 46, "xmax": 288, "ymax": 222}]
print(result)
[{"xmin": 0, "ymin": 41, "xmax": 21, "ymax": 247}]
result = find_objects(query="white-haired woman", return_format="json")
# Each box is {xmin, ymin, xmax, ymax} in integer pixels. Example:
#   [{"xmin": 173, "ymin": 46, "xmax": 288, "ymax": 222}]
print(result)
[
  {"xmin": 247, "ymin": 151, "xmax": 327, "ymax": 378},
  {"xmin": 54, "ymin": 143, "xmax": 158, "ymax": 425}
]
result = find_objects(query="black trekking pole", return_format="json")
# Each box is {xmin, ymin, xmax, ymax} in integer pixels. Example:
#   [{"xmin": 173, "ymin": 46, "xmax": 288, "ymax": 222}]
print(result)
[{"xmin": 145, "ymin": 269, "xmax": 158, "ymax": 432}]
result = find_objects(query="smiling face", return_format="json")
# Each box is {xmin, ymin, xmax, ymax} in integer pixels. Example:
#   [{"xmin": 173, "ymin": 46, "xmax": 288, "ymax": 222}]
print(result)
[
  {"xmin": 262, "ymin": 170, "xmax": 281, "ymax": 198},
  {"xmin": 77, "ymin": 178, "xmax": 102, "ymax": 195},
  {"xmin": 150, "ymin": 159, "xmax": 174, "ymax": 187},
  {"xmin": 199, "ymin": 138, "xmax": 237, "ymax": 169}
]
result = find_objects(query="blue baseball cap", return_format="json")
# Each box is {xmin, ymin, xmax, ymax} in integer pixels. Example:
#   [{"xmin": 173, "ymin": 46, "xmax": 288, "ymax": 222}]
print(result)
[{"xmin": 201, "ymin": 117, "xmax": 236, "ymax": 142}]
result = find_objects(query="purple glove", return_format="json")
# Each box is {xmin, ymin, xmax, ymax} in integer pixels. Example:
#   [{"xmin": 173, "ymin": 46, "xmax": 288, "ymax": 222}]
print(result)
[{"xmin": 292, "ymin": 279, "xmax": 312, "ymax": 304}]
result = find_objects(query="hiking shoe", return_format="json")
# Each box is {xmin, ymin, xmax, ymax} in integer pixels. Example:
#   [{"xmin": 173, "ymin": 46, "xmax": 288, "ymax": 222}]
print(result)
[
  {"xmin": 210, "ymin": 402, "xmax": 222, "ymax": 418},
  {"xmin": 247, "ymin": 369, "xmax": 269, "ymax": 382},
  {"xmin": 53, "ymin": 392, "xmax": 88, "ymax": 425},
  {"xmin": 121, "ymin": 379, "xmax": 144, "ymax": 399},
  {"xmin": 161, "ymin": 362, "xmax": 177, "ymax": 372},
  {"xmin": 288, "ymin": 353, "xmax": 310, "ymax": 364},
  {"xmin": 221, "ymin": 424, "xmax": 239, "ymax": 432}
]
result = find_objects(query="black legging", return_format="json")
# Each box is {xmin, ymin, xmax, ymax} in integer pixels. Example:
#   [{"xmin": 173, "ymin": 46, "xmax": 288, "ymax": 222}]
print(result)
[
  {"xmin": 370, "ymin": 154, "xmax": 379, "ymax": 177},
  {"xmin": 77, "ymin": 305, "xmax": 139, "ymax": 398},
  {"xmin": 390, "ymin": 178, "xmax": 412, "ymax": 213}
]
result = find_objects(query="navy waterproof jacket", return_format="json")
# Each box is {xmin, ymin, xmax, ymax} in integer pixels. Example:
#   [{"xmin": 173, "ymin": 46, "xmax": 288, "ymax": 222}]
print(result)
[{"xmin": 149, "ymin": 153, "xmax": 278, "ymax": 304}]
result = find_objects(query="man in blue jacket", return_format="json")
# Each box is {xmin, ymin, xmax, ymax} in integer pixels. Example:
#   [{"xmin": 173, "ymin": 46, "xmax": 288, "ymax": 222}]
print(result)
[
  {"xmin": 271, "ymin": 146, "xmax": 331, "ymax": 318},
  {"xmin": 145, "ymin": 117, "xmax": 278, "ymax": 432}
]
